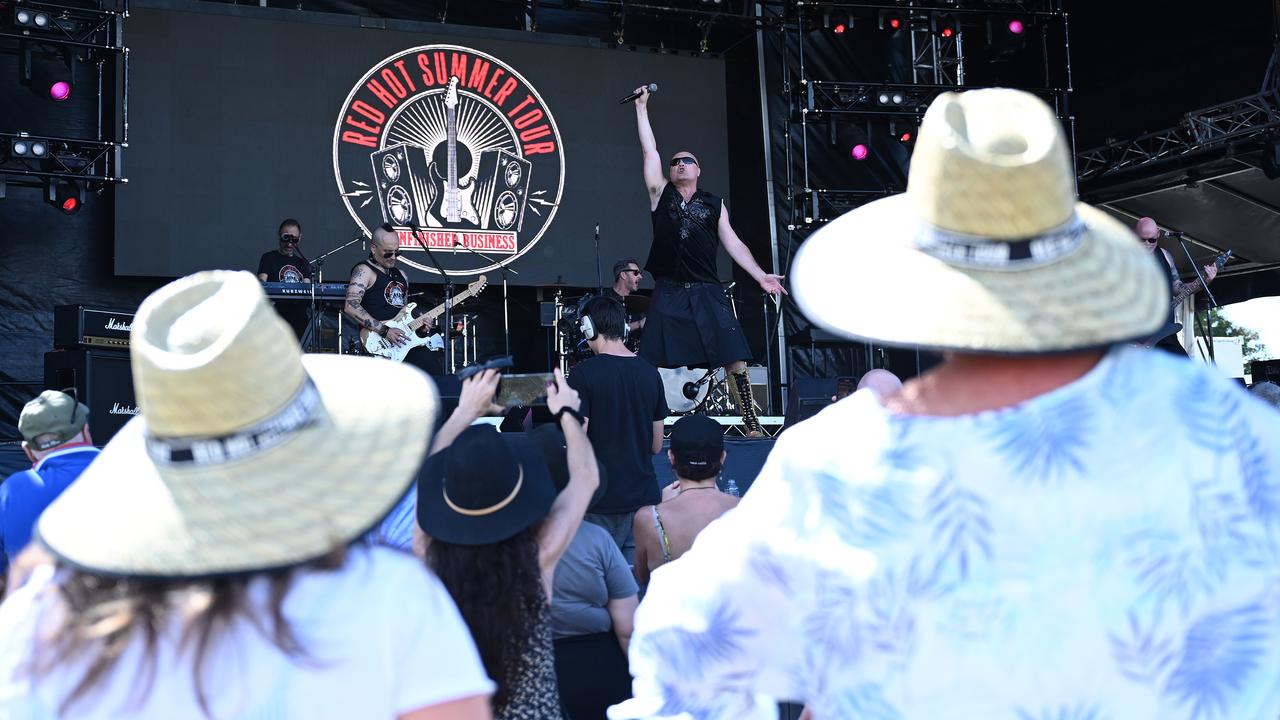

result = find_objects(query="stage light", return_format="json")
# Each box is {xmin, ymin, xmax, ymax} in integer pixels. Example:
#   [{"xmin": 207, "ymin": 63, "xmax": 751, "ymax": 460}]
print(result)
[
  {"xmin": 851, "ymin": 144, "xmax": 869, "ymax": 161},
  {"xmin": 49, "ymin": 81, "xmax": 71, "ymax": 102},
  {"xmin": 932, "ymin": 14, "xmax": 957, "ymax": 39},
  {"xmin": 828, "ymin": 9, "xmax": 849, "ymax": 34},
  {"xmin": 11, "ymin": 139, "xmax": 29, "ymax": 156},
  {"xmin": 899, "ymin": 131, "xmax": 913, "ymax": 143},
  {"xmin": 1007, "ymin": 18, "xmax": 1025, "ymax": 35},
  {"xmin": 46, "ymin": 179, "xmax": 83, "ymax": 215},
  {"xmin": 30, "ymin": 141, "xmax": 47, "ymax": 157},
  {"xmin": 877, "ymin": 92, "xmax": 905, "ymax": 107},
  {"xmin": 879, "ymin": 10, "xmax": 905, "ymax": 32},
  {"xmin": 14, "ymin": 7, "xmax": 50, "ymax": 28}
]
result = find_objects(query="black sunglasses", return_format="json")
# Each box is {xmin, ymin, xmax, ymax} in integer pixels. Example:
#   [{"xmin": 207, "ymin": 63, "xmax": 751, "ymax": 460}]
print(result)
[
  {"xmin": 280, "ymin": 234, "xmax": 300, "ymax": 244},
  {"xmin": 625, "ymin": 269, "xmax": 643, "ymax": 276},
  {"xmin": 669, "ymin": 157, "xmax": 698, "ymax": 167},
  {"xmin": 380, "ymin": 250, "xmax": 402, "ymax": 259}
]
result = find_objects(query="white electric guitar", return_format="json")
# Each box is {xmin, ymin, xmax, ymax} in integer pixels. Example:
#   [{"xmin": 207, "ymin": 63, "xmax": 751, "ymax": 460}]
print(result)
[{"xmin": 362, "ymin": 276, "xmax": 488, "ymax": 362}]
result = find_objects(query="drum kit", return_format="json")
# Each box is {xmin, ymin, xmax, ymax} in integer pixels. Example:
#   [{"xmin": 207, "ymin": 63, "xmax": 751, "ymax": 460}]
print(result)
[{"xmin": 552, "ymin": 282, "xmax": 746, "ymax": 415}]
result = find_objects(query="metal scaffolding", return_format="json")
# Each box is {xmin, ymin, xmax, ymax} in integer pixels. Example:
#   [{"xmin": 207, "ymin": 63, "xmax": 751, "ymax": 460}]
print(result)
[{"xmin": 1076, "ymin": 89, "xmax": 1280, "ymax": 183}]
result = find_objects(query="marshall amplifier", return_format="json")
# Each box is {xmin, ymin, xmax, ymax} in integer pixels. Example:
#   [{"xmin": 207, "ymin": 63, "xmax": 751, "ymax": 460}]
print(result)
[
  {"xmin": 370, "ymin": 143, "xmax": 434, "ymax": 229},
  {"xmin": 54, "ymin": 305, "xmax": 136, "ymax": 350},
  {"xmin": 44, "ymin": 349, "xmax": 136, "ymax": 445}
]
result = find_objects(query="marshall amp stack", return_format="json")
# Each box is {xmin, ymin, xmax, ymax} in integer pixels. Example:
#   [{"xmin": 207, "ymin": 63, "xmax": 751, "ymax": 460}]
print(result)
[{"xmin": 46, "ymin": 305, "xmax": 138, "ymax": 444}]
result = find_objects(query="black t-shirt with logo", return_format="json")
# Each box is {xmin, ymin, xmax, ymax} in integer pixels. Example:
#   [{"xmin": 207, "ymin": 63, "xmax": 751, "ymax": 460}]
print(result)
[
  {"xmin": 257, "ymin": 250, "xmax": 311, "ymax": 283},
  {"xmin": 567, "ymin": 354, "xmax": 669, "ymax": 514},
  {"xmin": 356, "ymin": 260, "xmax": 409, "ymax": 321}
]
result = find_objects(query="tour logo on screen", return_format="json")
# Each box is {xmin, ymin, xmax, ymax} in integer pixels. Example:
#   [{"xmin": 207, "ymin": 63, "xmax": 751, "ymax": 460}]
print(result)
[{"xmin": 333, "ymin": 45, "xmax": 564, "ymax": 276}]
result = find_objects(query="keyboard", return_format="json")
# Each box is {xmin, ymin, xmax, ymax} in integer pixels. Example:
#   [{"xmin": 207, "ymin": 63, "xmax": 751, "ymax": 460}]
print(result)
[{"xmin": 261, "ymin": 282, "xmax": 348, "ymax": 300}]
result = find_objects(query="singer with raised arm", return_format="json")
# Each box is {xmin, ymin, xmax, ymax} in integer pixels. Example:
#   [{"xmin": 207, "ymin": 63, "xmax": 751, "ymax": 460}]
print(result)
[
  {"xmin": 344, "ymin": 223, "xmax": 436, "ymax": 361},
  {"xmin": 632, "ymin": 84, "xmax": 786, "ymax": 437},
  {"xmin": 1135, "ymin": 217, "xmax": 1220, "ymax": 355}
]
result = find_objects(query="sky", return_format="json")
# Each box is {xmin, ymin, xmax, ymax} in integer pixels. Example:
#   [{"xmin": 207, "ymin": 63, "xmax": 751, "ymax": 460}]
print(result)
[{"xmin": 1222, "ymin": 298, "xmax": 1280, "ymax": 360}]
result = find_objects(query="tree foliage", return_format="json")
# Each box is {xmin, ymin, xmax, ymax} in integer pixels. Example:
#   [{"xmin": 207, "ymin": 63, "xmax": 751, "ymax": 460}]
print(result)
[{"xmin": 1198, "ymin": 308, "xmax": 1268, "ymax": 373}]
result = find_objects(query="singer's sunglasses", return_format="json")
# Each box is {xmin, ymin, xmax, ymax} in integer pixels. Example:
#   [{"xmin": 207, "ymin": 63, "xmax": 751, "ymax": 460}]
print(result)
[
  {"xmin": 625, "ymin": 269, "xmax": 643, "ymax": 276},
  {"xmin": 669, "ymin": 157, "xmax": 698, "ymax": 167},
  {"xmin": 380, "ymin": 250, "xmax": 403, "ymax": 259},
  {"xmin": 280, "ymin": 234, "xmax": 300, "ymax": 244}
]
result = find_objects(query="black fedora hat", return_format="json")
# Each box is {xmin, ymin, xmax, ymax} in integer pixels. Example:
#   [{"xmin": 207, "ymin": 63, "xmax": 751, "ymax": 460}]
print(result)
[{"xmin": 417, "ymin": 425, "xmax": 556, "ymax": 546}]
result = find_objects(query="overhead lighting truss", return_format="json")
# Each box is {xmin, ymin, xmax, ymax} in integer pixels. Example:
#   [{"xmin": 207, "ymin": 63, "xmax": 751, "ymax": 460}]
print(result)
[
  {"xmin": 798, "ymin": 80, "xmax": 1068, "ymax": 120},
  {"xmin": 790, "ymin": 188, "xmax": 898, "ymax": 227},
  {"xmin": 0, "ymin": 132, "xmax": 124, "ymax": 186},
  {"xmin": 1077, "ymin": 89, "xmax": 1280, "ymax": 184},
  {"xmin": 3, "ymin": 0, "xmax": 123, "ymax": 51}
]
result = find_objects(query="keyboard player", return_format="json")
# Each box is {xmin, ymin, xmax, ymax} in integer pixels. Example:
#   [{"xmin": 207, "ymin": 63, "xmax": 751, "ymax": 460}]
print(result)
[{"xmin": 256, "ymin": 217, "xmax": 311, "ymax": 341}]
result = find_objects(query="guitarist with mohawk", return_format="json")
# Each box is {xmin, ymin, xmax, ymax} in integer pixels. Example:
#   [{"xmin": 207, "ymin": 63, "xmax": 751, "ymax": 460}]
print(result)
[{"xmin": 345, "ymin": 223, "xmax": 432, "ymax": 354}]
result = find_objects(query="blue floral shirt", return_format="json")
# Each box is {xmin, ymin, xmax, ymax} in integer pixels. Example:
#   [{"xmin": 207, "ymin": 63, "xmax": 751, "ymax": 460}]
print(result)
[{"xmin": 611, "ymin": 347, "xmax": 1280, "ymax": 720}]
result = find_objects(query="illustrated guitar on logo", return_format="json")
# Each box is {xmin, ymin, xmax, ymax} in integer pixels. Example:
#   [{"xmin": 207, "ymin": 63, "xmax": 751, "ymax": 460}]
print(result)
[
  {"xmin": 361, "ymin": 275, "xmax": 488, "ymax": 362},
  {"xmin": 428, "ymin": 76, "xmax": 481, "ymax": 228}
]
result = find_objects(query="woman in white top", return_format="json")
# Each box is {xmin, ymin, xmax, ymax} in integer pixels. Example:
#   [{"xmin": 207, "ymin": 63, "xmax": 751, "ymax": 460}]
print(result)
[{"xmin": 0, "ymin": 271, "xmax": 493, "ymax": 719}]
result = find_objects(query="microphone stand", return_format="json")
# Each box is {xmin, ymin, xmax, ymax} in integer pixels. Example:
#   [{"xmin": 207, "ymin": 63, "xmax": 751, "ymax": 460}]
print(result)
[
  {"xmin": 1173, "ymin": 233, "xmax": 1219, "ymax": 362},
  {"xmin": 594, "ymin": 222, "xmax": 603, "ymax": 293},
  {"xmin": 408, "ymin": 225, "xmax": 456, "ymax": 371},
  {"xmin": 452, "ymin": 238, "xmax": 519, "ymax": 357},
  {"xmin": 307, "ymin": 231, "xmax": 366, "ymax": 354}
]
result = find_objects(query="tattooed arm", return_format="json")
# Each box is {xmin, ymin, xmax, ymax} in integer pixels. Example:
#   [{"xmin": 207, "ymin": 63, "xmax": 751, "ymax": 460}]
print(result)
[{"xmin": 344, "ymin": 264, "xmax": 384, "ymax": 335}]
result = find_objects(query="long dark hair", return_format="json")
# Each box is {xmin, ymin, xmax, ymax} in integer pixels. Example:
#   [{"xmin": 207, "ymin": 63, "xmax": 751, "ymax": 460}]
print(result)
[
  {"xmin": 28, "ymin": 546, "xmax": 344, "ymax": 717},
  {"xmin": 426, "ymin": 525, "xmax": 545, "ymax": 709}
]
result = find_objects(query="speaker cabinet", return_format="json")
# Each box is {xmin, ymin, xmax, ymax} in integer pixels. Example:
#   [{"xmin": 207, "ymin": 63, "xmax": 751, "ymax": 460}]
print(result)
[
  {"xmin": 370, "ymin": 143, "xmax": 434, "ymax": 228},
  {"xmin": 472, "ymin": 149, "xmax": 532, "ymax": 232},
  {"xmin": 43, "ymin": 349, "xmax": 136, "ymax": 445}
]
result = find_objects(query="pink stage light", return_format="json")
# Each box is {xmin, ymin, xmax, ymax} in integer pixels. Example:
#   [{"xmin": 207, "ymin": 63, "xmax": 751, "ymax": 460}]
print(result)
[
  {"xmin": 851, "ymin": 144, "xmax": 869, "ymax": 161},
  {"xmin": 49, "ymin": 82, "xmax": 71, "ymax": 102},
  {"xmin": 1007, "ymin": 19, "xmax": 1025, "ymax": 35}
]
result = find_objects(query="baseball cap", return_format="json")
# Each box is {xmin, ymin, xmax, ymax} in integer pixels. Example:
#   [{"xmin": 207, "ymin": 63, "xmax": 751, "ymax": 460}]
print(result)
[
  {"xmin": 669, "ymin": 415, "xmax": 724, "ymax": 467},
  {"xmin": 19, "ymin": 390, "xmax": 89, "ymax": 451}
]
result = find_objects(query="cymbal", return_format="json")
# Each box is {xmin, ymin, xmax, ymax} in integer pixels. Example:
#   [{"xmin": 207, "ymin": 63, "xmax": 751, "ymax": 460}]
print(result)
[{"xmin": 624, "ymin": 294, "xmax": 650, "ymax": 314}]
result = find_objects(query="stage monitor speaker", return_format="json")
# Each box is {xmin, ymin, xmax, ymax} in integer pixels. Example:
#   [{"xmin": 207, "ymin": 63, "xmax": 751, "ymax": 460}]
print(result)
[
  {"xmin": 43, "ymin": 349, "xmax": 135, "ymax": 445},
  {"xmin": 370, "ymin": 143, "xmax": 434, "ymax": 228},
  {"xmin": 782, "ymin": 376, "xmax": 855, "ymax": 431}
]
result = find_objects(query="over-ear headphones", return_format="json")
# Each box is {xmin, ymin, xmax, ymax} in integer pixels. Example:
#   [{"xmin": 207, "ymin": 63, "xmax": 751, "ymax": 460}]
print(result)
[{"xmin": 579, "ymin": 297, "xmax": 628, "ymax": 342}]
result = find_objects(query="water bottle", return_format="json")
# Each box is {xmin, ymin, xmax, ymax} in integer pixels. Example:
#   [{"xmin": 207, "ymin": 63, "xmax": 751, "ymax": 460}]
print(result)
[{"xmin": 724, "ymin": 478, "xmax": 740, "ymax": 498}]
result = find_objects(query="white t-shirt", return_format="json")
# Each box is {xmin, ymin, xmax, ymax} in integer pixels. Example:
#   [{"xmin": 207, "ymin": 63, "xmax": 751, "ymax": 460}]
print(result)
[{"xmin": 0, "ymin": 546, "xmax": 494, "ymax": 719}]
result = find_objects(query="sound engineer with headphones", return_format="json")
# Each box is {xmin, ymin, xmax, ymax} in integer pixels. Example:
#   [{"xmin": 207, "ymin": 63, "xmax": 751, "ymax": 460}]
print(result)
[{"xmin": 567, "ymin": 296, "xmax": 669, "ymax": 564}]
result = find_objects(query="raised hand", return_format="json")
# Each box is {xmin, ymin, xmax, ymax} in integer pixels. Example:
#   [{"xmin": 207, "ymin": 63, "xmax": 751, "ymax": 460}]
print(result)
[
  {"xmin": 458, "ymin": 368, "xmax": 504, "ymax": 419},
  {"xmin": 546, "ymin": 367, "xmax": 582, "ymax": 416},
  {"xmin": 634, "ymin": 85, "xmax": 651, "ymax": 108}
]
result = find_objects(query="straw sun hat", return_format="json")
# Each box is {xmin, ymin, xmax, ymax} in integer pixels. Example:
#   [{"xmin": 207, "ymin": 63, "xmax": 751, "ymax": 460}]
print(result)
[
  {"xmin": 36, "ymin": 271, "xmax": 439, "ymax": 578},
  {"xmin": 792, "ymin": 88, "xmax": 1169, "ymax": 354}
]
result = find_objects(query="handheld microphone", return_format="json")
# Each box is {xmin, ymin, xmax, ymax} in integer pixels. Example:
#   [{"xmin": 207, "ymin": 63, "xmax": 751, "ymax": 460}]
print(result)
[{"xmin": 619, "ymin": 83, "xmax": 658, "ymax": 105}]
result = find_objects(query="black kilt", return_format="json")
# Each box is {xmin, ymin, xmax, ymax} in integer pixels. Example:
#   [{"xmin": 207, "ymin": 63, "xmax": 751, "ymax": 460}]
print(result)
[{"xmin": 639, "ymin": 278, "xmax": 751, "ymax": 369}]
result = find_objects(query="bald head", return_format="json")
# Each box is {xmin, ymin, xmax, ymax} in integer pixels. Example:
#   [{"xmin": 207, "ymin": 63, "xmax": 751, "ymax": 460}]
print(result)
[
  {"xmin": 1135, "ymin": 217, "xmax": 1159, "ymax": 240},
  {"xmin": 857, "ymin": 369, "xmax": 903, "ymax": 398}
]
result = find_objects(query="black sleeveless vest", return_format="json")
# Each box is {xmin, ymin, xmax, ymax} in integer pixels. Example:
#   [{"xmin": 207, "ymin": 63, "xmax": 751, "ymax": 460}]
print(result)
[{"xmin": 356, "ymin": 260, "xmax": 408, "ymax": 322}]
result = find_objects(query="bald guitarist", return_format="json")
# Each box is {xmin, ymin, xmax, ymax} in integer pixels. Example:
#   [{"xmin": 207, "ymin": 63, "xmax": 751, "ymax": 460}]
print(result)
[{"xmin": 345, "ymin": 223, "xmax": 432, "ymax": 350}]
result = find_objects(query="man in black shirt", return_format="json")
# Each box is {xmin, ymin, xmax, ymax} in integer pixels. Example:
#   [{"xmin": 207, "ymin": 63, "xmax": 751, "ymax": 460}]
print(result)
[
  {"xmin": 568, "ymin": 296, "xmax": 668, "ymax": 563},
  {"xmin": 632, "ymin": 85, "xmax": 786, "ymax": 436},
  {"xmin": 256, "ymin": 218, "xmax": 311, "ymax": 341},
  {"xmin": 602, "ymin": 258, "xmax": 645, "ymax": 336},
  {"xmin": 344, "ymin": 223, "xmax": 435, "ymax": 360}
]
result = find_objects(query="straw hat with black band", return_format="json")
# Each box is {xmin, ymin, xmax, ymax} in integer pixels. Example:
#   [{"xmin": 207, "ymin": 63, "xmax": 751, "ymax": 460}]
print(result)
[
  {"xmin": 791, "ymin": 88, "xmax": 1169, "ymax": 354},
  {"xmin": 36, "ymin": 270, "xmax": 439, "ymax": 578}
]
